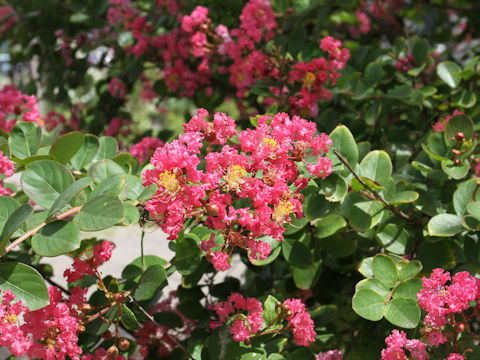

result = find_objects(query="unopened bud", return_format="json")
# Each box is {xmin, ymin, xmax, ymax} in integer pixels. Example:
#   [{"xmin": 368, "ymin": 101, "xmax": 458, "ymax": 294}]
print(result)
[
  {"xmin": 281, "ymin": 303, "xmax": 290, "ymax": 313},
  {"xmin": 454, "ymin": 159, "xmax": 462, "ymax": 165},
  {"xmin": 78, "ymin": 325, "xmax": 86, "ymax": 332},
  {"xmin": 456, "ymin": 132, "xmax": 465, "ymax": 141},
  {"xmin": 112, "ymin": 293, "xmax": 125, "ymax": 304},
  {"xmin": 80, "ymin": 303, "xmax": 93, "ymax": 313},
  {"xmin": 106, "ymin": 345, "xmax": 119, "ymax": 359},
  {"xmin": 206, "ymin": 204, "xmax": 219, "ymax": 217},
  {"xmin": 118, "ymin": 338, "xmax": 130, "ymax": 351}
]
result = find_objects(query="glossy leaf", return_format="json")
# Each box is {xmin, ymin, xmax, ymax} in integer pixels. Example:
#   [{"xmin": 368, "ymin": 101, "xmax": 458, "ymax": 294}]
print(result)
[
  {"xmin": 437, "ymin": 61, "xmax": 462, "ymax": 88},
  {"xmin": 21, "ymin": 160, "xmax": 75, "ymax": 209},
  {"xmin": 47, "ymin": 176, "xmax": 93, "ymax": 217},
  {"xmin": 31, "ymin": 220, "xmax": 80, "ymax": 257},
  {"xmin": 352, "ymin": 289, "xmax": 385, "ymax": 321},
  {"xmin": 175, "ymin": 237, "xmax": 202, "ymax": 275},
  {"xmin": 0, "ymin": 262, "xmax": 49, "ymax": 310},
  {"xmin": 49, "ymin": 131, "xmax": 84, "ymax": 164},
  {"xmin": 0, "ymin": 203, "xmax": 33, "ymax": 253},
  {"xmin": 8, "ymin": 122, "xmax": 42, "ymax": 159},
  {"xmin": 372, "ymin": 254, "xmax": 398, "ymax": 288},
  {"xmin": 73, "ymin": 195, "xmax": 124, "ymax": 231},
  {"xmin": 428, "ymin": 214, "xmax": 464, "ymax": 236},
  {"xmin": 70, "ymin": 134, "xmax": 99, "ymax": 170},
  {"xmin": 384, "ymin": 298, "xmax": 420, "ymax": 328},
  {"xmin": 134, "ymin": 264, "xmax": 167, "ymax": 301}
]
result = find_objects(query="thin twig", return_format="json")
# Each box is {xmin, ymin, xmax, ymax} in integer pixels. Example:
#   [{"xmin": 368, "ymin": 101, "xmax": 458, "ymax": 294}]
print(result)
[
  {"xmin": 2, "ymin": 206, "xmax": 83, "ymax": 256},
  {"xmin": 128, "ymin": 295, "xmax": 195, "ymax": 360},
  {"xmin": 333, "ymin": 150, "xmax": 420, "ymax": 224}
]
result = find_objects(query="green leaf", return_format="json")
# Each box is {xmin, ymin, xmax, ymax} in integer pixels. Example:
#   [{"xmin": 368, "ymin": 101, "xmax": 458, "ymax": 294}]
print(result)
[
  {"xmin": 49, "ymin": 132, "xmax": 84, "ymax": 164},
  {"xmin": 70, "ymin": 134, "xmax": 99, "ymax": 171},
  {"xmin": 428, "ymin": 214, "xmax": 463, "ymax": 236},
  {"xmin": 293, "ymin": 260, "xmax": 322, "ymax": 290},
  {"xmin": 330, "ymin": 125, "xmax": 358, "ymax": 166},
  {"xmin": 314, "ymin": 215, "xmax": 346, "ymax": 238},
  {"xmin": 365, "ymin": 62, "xmax": 383, "ymax": 84},
  {"xmin": 416, "ymin": 240, "xmax": 456, "ymax": 273},
  {"xmin": 120, "ymin": 305, "xmax": 141, "ymax": 330},
  {"xmin": 445, "ymin": 114, "xmax": 474, "ymax": 144},
  {"xmin": 392, "ymin": 279, "xmax": 422, "ymax": 300},
  {"xmin": 452, "ymin": 90, "xmax": 477, "ymax": 108},
  {"xmin": 372, "ymin": 254, "xmax": 398, "ymax": 288},
  {"xmin": 351, "ymin": 176, "xmax": 384, "ymax": 192},
  {"xmin": 281, "ymin": 238, "xmax": 314, "ymax": 269},
  {"xmin": 412, "ymin": 38, "xmax": 428, "ymax": 64},
  {"xmin": 358, "ymin": 257, "xmax": 374, "ymax": 277},
  {"xmin": 263, "ymin": 295, "xmax": 281, "ymax": 324},
  {"xmin": 467, "ymin": 202, "xmax": 480, "ymax": 221},
  {"xmin": 441, "ymin": 159, "xmax": 470, "ymax": 179},
  {"xmin": 387, "ymin": 191, "xmax": 419, "ymax": 204},
  {"xmin": 376, "ymin": 224, "xmax": 412, "ymax": 255},
  {"xmin": 319, "ymin": 174, "xmax": 348, "ymax": 202},
  {"xmin": 320, "ymin": 234, "xmax": 357, "ymax": 258},
  {"xmin": 352, "ymin": 289, "xmax": 385, "ymax": 321},
  {"xmin": 8, "ymin": 122, "xmax": 42, "ymax": 158},
  {"xmin": 88, "ymin": 159, "xmax": 125, "ymax": 184},
  {"xmin": 122, "ymin": 255, "xmax": 168, "ymax": 281},
  {"xmin": 73, "ymin": 195, "xmax": 124, "ymax": 231},
  {"xmin": 153, "ymin": 311, "xmax": 184, "ymax": 328},
  {"xmin": 437, "ymin": 61, "xmax": 462, "ymax": 88},
  {"xmin": 175, "ymin": 237, "xmax": 201, "ymax": 275},
  {"xmin": 454, "ymin": 179, "xmax": 480, "ymax": 215},
  {"xmin": 384, "ymin": 298, "xmax": 420, "ymax": 328},
  {"xmin": 349, "ymin": 201, "xmax": 384, "ymax": 232},
  {"xmin": 0, "ymin": 196, "xmax": 19, "ymax": 233},
  {"xmin": 0, "ymin": 262, "xmax": 49, "ymax": 310},
  {"xmin": 288, "ymin": 27, "xmax": 307, "ymax": 57},
  {"xmin": 397, "ymin": 260, "xmax": 422, "ymax": 280},
  {"xmin": 92, "ymin": 136, "xmax": 118, "ymax": 161},
  {"xmin": 31, "ymin": 220, "xmax": 80, "ymax": 257},
  {"xmin": 21, "ymin": 160, "xmax": 75, "ymax": 209},
  {"xmin": 387, "ymin": 84, "xmax": 413, "ymax": 99},
  {"xmin": 123, "ymin": 203, "xmax": 140, "ymax": 225},
  {"xmin": 70, "ymin": 12, "xmax": 90, "ymax": 23},
  {"xmin": 355, "ymin": 278, "xmax": 390, "ymax": 301},
  {"xmin": 360, "ymin": 150, "xmax": 392, "ymax": 185},
  {"xmin": 47, "ymin": 177, "xmax": 93, "ymax": 217},
  {"xmin": 0, "ymin": 203, "xmax": 33, "ymax": 253},
  {"xmin": 134, "ymin": 264, "xmax": 167, "ymax": 301}
]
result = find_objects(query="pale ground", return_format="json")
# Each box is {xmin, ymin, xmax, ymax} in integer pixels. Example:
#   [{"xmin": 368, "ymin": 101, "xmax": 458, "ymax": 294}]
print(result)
[{"xmin": 0, "ymin": 224, "xmax": 246, "ymax": 359}]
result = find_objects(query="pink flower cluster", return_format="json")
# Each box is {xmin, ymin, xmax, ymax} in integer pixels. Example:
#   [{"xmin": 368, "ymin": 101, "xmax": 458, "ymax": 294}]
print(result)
[
  {"xmin": 0, "ymin": 150, "xmax": 14, "ymax": 196},
  {"xmin": 288, "ymin": 37, "xmax": 350, "ymax": 117},
  {"xmin": 0, "ymin": 85, "xmax": 43, "ymax": 132},
  {"xmin": 315, "ymin": 350, "xmax": 343, "ymax": 360},
  {"xmin": 143, "ymin": 109, "xmax": 332, "ymax": 270},
  {"xmin": 107, "ymin": 77, "xmax": 127, "ymax": 99},
  {"xmin": 103, "ymin": 0, "xmax": 348, "ymax": 115},
  {"xmin": 211, "ymin": 294, "xmax": 316, "ymax": 346},
  {"xmin": 1, "ymin": 287, "xmax": 84, "ymax": 359},
  {"xmin": 381, "ymin": 330, "xmax": 428, "ymax": 360},
  {"xmin": 381, "ymin": 269, "xmax": 480, "ymax": 360},
  {"xmin": 63, "ymin": 240, "xmax": 115, "ymax": 283},
  {"xmin": 135, "ymin": 291, "xmax": 195, "ymax": 358},
  {"xmin": 129, "ymin": 136, "xmax": 163, "ymax": 163},
  {"xmin": 105, "ymin": 117, "xmax": 130, "ymax": 137},
  {"xmin": 417, "ymin": 269, "xmax": 479, "ymax": 347}
]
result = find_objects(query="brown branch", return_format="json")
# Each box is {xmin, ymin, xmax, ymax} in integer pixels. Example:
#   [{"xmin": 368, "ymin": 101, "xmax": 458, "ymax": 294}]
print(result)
[
  {"xmin": 2, "ymin": 206, "xmax": 83, "ymax": 256},
  {"xmin": 128, "ymin": 295, "xmax": 195, "ymax": 360},
  {"xmin": 333, "ymin": 150, "xmax": 420, "ymax": 224}
]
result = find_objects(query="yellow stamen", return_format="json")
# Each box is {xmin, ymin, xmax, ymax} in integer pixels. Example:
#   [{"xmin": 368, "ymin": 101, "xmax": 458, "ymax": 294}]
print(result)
[
  {"xmin": 303, "ymin": 72, "xmax": 316, "ymax": 87},
  {"xmin": 4, "ymin": 313, "xmax": 17, "ymax": 324},
  {"xmin": 262, "ymin": 137, "xmax": 277, "ymax": 149},
  {"xmin": 158, "ymin": 170, "xmax": 180, "ymax": 196},
  {"xmin": 225, "ymin": 165, "xmax": 247, "ymax": 190},
  {"xmin": 273, "ymin": 199, "xmax": 293, "ymax": 222}
]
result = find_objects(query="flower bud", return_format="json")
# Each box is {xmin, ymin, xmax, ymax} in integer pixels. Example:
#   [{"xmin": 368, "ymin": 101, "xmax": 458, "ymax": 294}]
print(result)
[
  {"xmin": 456, "ymin": 132, "xmax": 465, "ymax": 141},
  {"xmin": 454, "ymin": 159, "xmax": 461, "ymax": 165},
  {"xmin": 80, "ymin": 303, "xmax": 93, "ymax": 313},
  {"xmin": 112, "ymin": 292, "xmax": 125, "ymax": 304},
  {"xmin": 118, "ymin": 338, "xmax": 130, "ymax": 351},
  {"xmin": 206, "ymin": 203, "xmax": 219, "ymax": 216},
  {"xmin": 292, "ymin": 193, "xmax": 305, "ymax": 204},
  {"xmin": 106, "ymin": 345, "xmax": 119, "ymax": 359}
]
